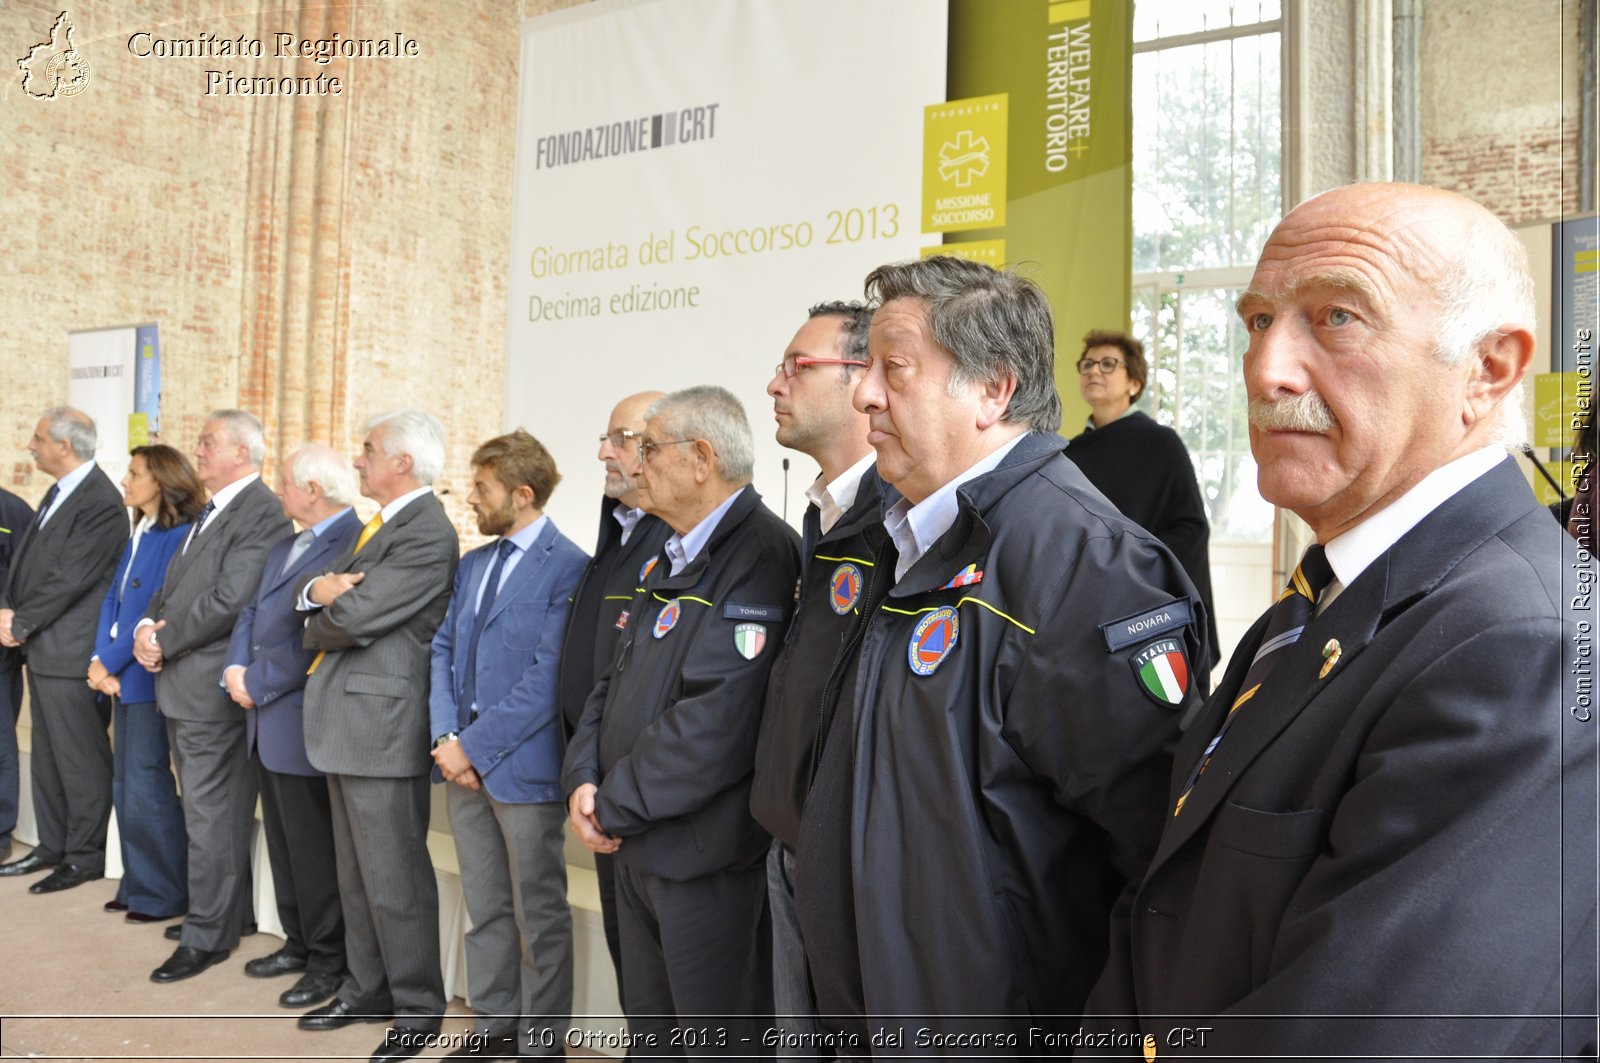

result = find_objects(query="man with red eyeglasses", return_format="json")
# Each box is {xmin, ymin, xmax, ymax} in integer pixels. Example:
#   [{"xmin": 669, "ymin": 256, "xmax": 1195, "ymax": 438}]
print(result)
[{"xmin": 752, "ymin": 302, "xmax": 880, "ymax": 1055}]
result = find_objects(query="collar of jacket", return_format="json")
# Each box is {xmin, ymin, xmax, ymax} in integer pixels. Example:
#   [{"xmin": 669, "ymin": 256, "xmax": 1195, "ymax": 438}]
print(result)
[
  {"xmin": 649, "ymin": 485, "xmax": 766, "ymax": 592},
  {"xmin": 879, "ymin": 430, "xmax": 1069, "ymax": 598},
  {"xmin": 591, "ymin": 493, "xmax": 662, "ymax": 557},
  {"xmin": 816, "ymin": 465, "xmax": 887, "ymax": 548}
]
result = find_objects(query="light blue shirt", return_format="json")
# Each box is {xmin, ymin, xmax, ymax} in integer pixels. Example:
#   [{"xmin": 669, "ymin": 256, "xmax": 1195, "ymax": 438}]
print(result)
[
  {"xmin": 39, "ymin": 459, "xmax": 97, "ymax": 526},
  {"xmin": 612, "ymin": 503, "xmax": 646, "ymax": 546},
  {"xmin": 473, "ymin": 515, "xmax": 548, "ymax": 614},
  {"xmin": 885, "ymin": 434, "xmax": 1026, "ymax": 584},
  {"xmin": 664, "ymin": 486, "xmax": 746, "ymax": 576}
]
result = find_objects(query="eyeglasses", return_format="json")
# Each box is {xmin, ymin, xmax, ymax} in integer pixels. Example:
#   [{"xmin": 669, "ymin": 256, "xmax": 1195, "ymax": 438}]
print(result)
[
  {"xmin": 637, "ymin": 438, "xmax": 697, "ymax": 461},
  {"xmin": 774, "ymin": 355, "xmax": 869, "ymax": 379},
  {"xmin": 1076, "ymin": 356, "xmax": 1127, "ymax": 375},
  {"xmin": 598, "ymin": 428, "xmax": 643, "ymax": 449}
]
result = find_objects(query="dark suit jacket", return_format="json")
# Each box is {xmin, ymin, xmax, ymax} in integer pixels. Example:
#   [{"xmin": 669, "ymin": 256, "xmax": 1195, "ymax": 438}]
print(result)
[
  {"xmin": 1088, "ymin": 459, "xmax": 1598, "ymax": 1059},
  {"xmin": 300, "ymin": 492, "xmax": 459, "ymax": 779},
  {"xmin": 94, "ymin": 521, "xmax": 188, "ymax": 704},
  {"xmin": 0, "ymin": 488, "xmax": 37, "ymax": 674},
  {"xmin": 429, "ymin": 518, "xmax": 588, "ymax": 803},
  {"xmin": 0, "ymin": 466, "xmax": 127, "ymax": 677},
  {"xmin": 144, "ymin": 476, "xmax": 293, "ymax": 722},
  {"xmin": 225, "ymin": 508, "xmax": 361, "ymax": 776}
]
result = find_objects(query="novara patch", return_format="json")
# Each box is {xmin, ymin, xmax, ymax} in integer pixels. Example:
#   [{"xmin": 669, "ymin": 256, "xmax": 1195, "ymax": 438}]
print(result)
[
  {"xmin": 1131, "ymin": 638, "xmax": 1191, "ymax": 707},
  {"xmin": 652, "ymin": 599, "xmax": 681, "ymax": 639},
  {"xmin": 733, "ymin": 623, "xmax": 767, "ymax": 659},
  {"xmin": 1099, "ymin": 599, "xmax": 1194, "ymax": 652},
  {"xmin": 829, "ymin": 563, "xmax": 863, "ymax": 615},
  {"xmin": 908, "ymin": 606, "xmax": 959, "ymax": 677}
]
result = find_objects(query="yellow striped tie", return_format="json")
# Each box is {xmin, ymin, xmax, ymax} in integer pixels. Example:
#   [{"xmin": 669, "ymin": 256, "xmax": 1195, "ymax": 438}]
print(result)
[{"xmin": 308, "ymin": 512, "xmax": 385, "ymax": 675}]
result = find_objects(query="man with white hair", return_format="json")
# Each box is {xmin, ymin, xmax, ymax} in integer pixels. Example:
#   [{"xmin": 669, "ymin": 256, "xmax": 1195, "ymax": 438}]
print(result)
[
  {"xmin": 222, "ymin": 444, "xmax": 362, "ymax": 1010},
  {"xmin": 136, "ymin": 409, "xmax": 293, "ymax": 982},
  {"xmin": 293, "ymin": 411, "xmax": 459, "ymax": 1063},
  {"xmin": 0, "ymin": 407, "xmax": 127, "ymax": 888},
  {"xmin": 1087, "ymin": 183, "xmax": 1597, "ymax": 1057},
  {"xmin": 565, "ymin": 385, "xmax": 801, "ymax": 1051}
]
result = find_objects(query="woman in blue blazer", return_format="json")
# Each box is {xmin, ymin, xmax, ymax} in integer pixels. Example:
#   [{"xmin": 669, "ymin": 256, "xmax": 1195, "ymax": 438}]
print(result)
[{"xmin": 88, "ymin": 445, "xmax": 205, "ymax": 921}]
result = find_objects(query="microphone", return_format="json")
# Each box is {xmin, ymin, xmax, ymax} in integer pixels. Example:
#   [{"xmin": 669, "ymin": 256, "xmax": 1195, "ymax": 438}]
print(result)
[{"xmin": 782, "ymin": 458, "xmax": 790, "ymax": 521}]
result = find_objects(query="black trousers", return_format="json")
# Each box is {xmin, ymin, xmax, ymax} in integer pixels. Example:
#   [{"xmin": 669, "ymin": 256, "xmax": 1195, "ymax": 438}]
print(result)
[{"xmin": 258, "ymin": 758, "xmax": 345, "ymax": 974}]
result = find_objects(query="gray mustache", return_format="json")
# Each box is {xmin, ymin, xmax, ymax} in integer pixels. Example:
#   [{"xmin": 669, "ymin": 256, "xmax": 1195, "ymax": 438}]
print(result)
[{"xmin": 1249, "ymin": 393, "xmax": 1337, "ymax": 433}]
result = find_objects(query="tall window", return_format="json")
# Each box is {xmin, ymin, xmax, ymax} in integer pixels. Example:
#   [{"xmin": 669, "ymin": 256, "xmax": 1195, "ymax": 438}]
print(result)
[{"xmin": 1131, "ymin": 1, "xmax": 1284, "ymax": 542}]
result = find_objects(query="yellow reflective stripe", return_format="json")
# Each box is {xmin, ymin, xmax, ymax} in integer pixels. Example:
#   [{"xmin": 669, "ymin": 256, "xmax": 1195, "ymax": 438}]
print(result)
[
  {"xmin": 651, "ymin": 592, "xmax": 714, "ymax": 608},
  {"xmin": 602, "ymin": 594, "xmax": 634, "ymax": 602},
  {"xmin": 880, "ymin": 597, "xmax": 1035, "ymax": 635},
  {"xmin": 815, "ymin": 553, "xmax": 875, "ymax": 568}
]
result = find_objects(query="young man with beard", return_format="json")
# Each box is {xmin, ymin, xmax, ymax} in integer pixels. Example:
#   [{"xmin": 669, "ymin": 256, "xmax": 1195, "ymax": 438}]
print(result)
[{"xmin": 430, "ymin": 429, "xmax": 588, "ymax": 1060}]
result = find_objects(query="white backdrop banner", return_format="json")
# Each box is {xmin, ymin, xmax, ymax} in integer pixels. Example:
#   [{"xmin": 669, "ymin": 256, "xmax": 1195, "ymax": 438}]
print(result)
[
  {"xmin": 506, "ymin": 0, "xmax": 947, "ymax": 534},
  {"xmin": 67, "ymin": 325, "xmax": 138, "ymax": 487}
]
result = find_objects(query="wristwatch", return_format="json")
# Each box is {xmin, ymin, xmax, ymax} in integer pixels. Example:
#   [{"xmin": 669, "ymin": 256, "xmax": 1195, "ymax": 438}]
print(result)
[{"xmin": 434, "ymin": 732, "xmax": 459, "ymax": 749}]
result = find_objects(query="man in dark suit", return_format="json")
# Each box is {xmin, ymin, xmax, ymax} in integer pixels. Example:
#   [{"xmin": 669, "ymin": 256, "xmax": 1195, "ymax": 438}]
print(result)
[
  {"xmin": 1087, "ymin": 183, "xmax": 1598, "ymax": 1058},
  {"xmin": 555, "ymin": 389, "xmax": 670, "ymax": 1007},
  {"xmin": 0, "ymin": 407, "xmax": 127, "ymax": 889},
  {"xmin": 750, "ymin": 301, "xmax": 876, "ymax": 1055},
  {"xmin": 431, "ymin": 430, "xmax": 588, "ymax": 1058},
  {"xmin": 0, "ymin": 485, "xmax": 37, "ymax": 862},
  {"xmin": 294, "ymin": 410, "xmax": 459, "ymax": 1063},
  {"xmin": 565, "ymin": 385, "xmax": 801, "ymax": 1051},
  {"xmin": 223, "ymin": 443, "xmax": 361, "ymax": 1009},
  {"xmin": 135, "ymin": 409, "xmax": 293, "ymax": 982}
]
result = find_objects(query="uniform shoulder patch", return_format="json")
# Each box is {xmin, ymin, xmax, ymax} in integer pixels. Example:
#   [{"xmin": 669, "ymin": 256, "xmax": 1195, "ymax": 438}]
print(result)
[
  {"xmin": 1100, "ymin": 598, "xmax": 1194, "ymax": 652},
  {"xmin": 724, "ymin": 602, "xmax": 784, "ymax": 622},
  {"xmin": 1131, "ymin": 638, "xmax": 1190, "ymax": 708},
  {"xmin": 733, "ymin": 622, "xmax": 767, "ymax": 659},
  {"xmin": 652, "ymin": 599, "xmax": 680, "ymax": 638}
]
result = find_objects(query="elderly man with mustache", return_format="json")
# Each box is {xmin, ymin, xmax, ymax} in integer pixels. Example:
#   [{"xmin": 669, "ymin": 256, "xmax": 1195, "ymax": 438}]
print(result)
[{"xmin": 1086, "ymin": 183, "xmax": 1597, "ymax": 1059}]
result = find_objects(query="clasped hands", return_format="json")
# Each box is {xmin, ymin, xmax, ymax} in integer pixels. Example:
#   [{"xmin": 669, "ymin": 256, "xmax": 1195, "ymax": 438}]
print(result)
[
  {"xmin": 567, "ymin": 783, "xmax": 621, "ymax": 854},
  {"xmin": 431, "ymin": 737, "xmax": 481, "ymax": 791}
]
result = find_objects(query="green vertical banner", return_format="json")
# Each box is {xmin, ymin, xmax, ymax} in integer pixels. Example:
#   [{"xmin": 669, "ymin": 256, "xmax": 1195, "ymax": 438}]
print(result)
[{"xmin": 933, "ymin": 0, "xmax": 1131, "ymax": 431}]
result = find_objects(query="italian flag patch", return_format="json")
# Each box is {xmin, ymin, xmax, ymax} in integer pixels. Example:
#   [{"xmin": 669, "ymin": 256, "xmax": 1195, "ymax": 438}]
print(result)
[{"xmin": 1131, "ymin": 638, "xmax": 1190, "ymax": 707}]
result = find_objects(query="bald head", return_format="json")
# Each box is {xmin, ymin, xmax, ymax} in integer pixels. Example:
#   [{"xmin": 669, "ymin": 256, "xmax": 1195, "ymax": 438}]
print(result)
[
  {"xmin": 1239, "ymin": 182, "xmax": 1536, "ymax": 540},
  {"xmin": 601, "ymin": 390, "xmax": 665, "ymax": 507}
]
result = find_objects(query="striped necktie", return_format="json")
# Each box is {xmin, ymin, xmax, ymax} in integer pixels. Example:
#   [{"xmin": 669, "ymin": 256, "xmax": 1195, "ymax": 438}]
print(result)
[
  {"xmin": 308, "ymin": 512, "xmax": 385, "ymax": 675},
  {"xmin": 1173, "ymin": 545, "xmax": 1334, "ymax": 816}
]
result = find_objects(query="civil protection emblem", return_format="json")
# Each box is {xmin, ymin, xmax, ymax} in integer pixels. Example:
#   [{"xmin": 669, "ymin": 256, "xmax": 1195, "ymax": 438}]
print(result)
[
  {"xmin": 733, "ymin": 622, "xmax": 767, "ymax": 659},
  {"xmin": 639, "ymin": 556, "xmax": 659, "ymax": 582},
  {"xmin": 652, "ymin": 598, "xmax": 680, "ymax": 639},
  {"xmin": 908, "ymin": 606, "xmax": 959, "ymax": 676},
  {"xmin": 828, "ymin": 563, "xmax": 862, "ymax": 615},
  {"xmin": 1131, "ymin": 638, "xmax": 1190, "ymax": 706}
]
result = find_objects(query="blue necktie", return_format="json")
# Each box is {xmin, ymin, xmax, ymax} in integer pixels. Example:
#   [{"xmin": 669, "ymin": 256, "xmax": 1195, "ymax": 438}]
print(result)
[
  {"xmin": 184, "ymin": 501, "xmax": 215, "ymax": 554},
  {"xmin": 462, "ymin": 538, "xmax": 516, "ymax": 716}
]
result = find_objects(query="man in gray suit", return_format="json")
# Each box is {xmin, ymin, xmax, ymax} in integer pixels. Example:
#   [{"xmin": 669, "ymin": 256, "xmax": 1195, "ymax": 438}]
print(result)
[
  {"xmin": 294, "ymin": 410, "xmax": 459, "ymax": 1063},
  {"xmin": 135, "ymin": 409, "xmax": 293, "ymax": 982},
  {"xmin": 0, "ymin": 407, "xmax": 127, "ymax": 890}
]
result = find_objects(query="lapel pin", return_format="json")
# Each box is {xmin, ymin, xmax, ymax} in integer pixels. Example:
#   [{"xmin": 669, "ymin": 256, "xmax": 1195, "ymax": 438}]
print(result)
[{"xmin": 1319, "ymin": 638, "xmax": 1341, "ymax": 679}]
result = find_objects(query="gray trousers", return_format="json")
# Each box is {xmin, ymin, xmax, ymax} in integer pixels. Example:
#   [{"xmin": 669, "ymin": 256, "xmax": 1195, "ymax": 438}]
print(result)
[
  {"xmin": 446, "ymin": 786, "xmax": 571, "ymax": 1056},
  {"xmin": 27, "ymin": 671, "xmax": 112, "ymax": 870},
  {"xmin": 767, "ymin": 841, "xmax": 824, "ymax": 1060},
  {"xmin": 328, "ymin": 772, "xmax": 444, "ymax": 1027},
  {"xmin": 166, "ymin": 714, "xmax": 255, "ymax": 950}
]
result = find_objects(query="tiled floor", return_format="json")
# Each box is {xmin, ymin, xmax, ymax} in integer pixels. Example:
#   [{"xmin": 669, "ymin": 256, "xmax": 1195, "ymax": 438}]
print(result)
[{"xmin": 0, "ymin": 844, "xmax": 484, "ymax": 1061}]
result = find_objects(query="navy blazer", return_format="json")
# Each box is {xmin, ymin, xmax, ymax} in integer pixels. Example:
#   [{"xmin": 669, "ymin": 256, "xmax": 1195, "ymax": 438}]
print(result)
[
  {"xmin": 94, "ymin": 520, "xmax": 188, "ymax": 704},
  {"xmin": 429, "ymin": 518, "xmax": 588, "ymax": 804},
  {"xmin": 225, "ymin": 508, "xmax": 362, "ymax": 777}
]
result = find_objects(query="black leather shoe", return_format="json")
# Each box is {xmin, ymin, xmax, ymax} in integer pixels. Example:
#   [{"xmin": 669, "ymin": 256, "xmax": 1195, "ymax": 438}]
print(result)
[
  {"xmin": 150, "ymin": 945, "xmax": 230, "ymax": 983},
  {"xmin": 104, "ymin": 898, "xmax": 128, "ymax": 912},
  {"xmin": 126, "ymin": 910, "xmax": 178, "ymax": 924},
  {"xmin": 298, "ymin": 998, "xmax": 392, "ymax": 1031},
  {"xmin": 245, "ymin": 948, "xmax": 307, "ymax": 978},
  {"xmin": 0, "ymin": 852, "xmax": 57, "ymax": 877},
  {"xmin": 279, "ymin": 970, "xmax": 342, "ymax": 1008},
  {"xmin": 447, "ymin": 1032, "xmax": 519, "ymax": 1057},
  {"xmin": 166, "ymin": 920, "xmax": 254, "ymax": 941},
  {"xmin": 371, "ymin": 1028, "xmax": 439, "ymax": 1063},
  {"xmin": 29, "ymin": 863, "xmax": 102, "ymax": 894}
]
